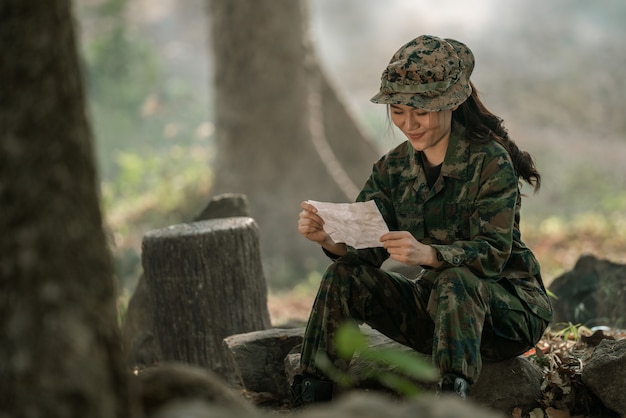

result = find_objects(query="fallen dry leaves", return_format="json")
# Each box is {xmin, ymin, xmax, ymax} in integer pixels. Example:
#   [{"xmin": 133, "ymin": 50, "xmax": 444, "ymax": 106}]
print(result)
[{"xmin": 517, "ymin": 325, "xmax": 626, "ymax": 418}]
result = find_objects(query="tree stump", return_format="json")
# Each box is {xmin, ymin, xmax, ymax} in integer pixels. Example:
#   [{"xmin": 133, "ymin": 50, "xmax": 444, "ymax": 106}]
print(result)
[
  {"xmin": 142, "ymin": 217, "xmax": 271, "ymax": 384},
  {"xmin": 123, "ymin": 193, "xmax": 251, "ymax": 370}
]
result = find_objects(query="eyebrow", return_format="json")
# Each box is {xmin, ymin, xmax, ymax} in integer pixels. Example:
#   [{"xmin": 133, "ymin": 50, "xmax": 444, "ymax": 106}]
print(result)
[
  {"xmin": 390, "ymin": 104, "xmax": 428, "ymax": 114},
  {"xmin": 389, "ymin": 104, "xmax": 408, "ymax": 111}
]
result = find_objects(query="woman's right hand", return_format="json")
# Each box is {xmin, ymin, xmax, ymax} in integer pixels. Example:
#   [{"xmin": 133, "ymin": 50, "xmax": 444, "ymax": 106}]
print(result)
[
  {"xmin": 298, "ymin": 201, "xmax": 348, "ymax": 257},
  {"xmin": 297, "ymin": 201, "xmax": 331, "ymax": 244}
]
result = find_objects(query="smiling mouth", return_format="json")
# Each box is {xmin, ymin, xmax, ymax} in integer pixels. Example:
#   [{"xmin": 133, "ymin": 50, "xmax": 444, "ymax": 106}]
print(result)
[{"xmin": 408, "ymin": 132, "xmax": 425, "ymax": 140}]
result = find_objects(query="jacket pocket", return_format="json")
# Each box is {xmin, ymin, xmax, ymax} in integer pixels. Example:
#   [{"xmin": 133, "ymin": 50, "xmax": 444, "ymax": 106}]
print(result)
[
  {"xmin": 444, "ymin": 202, "xmax": 471, "ymax": 240},
  {"xmin": 507, "ymin": 277, "xmax": 553, "ymax": 323}
]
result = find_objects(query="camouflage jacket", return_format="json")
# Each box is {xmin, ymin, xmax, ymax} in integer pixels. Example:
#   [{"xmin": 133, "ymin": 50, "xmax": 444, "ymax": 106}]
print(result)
[{"xmin": 345, "ymin": 121, "xmax": 552, "ymax": 321}]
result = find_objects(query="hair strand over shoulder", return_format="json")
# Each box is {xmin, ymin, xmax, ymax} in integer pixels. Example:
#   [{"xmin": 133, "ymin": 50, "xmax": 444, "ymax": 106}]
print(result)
[{"xmin": 453, "ymin": 82, "xmax": 541, "ymax": 192}]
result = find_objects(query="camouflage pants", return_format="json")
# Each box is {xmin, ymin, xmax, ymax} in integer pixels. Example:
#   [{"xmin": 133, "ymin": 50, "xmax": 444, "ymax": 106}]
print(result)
[{"xmin": 300, "ymin": 257, "xmax": 549, "ymax": 384}]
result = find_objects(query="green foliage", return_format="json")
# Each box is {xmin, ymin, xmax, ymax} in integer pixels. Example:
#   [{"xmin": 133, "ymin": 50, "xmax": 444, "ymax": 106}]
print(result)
[
  {"xmin": 81, "ymin": 0, "xmax": 161, "ymax": 166},
  {"xmin": 101, "ymin": 144, "xmax": 211, "ymax": 214},
  {"xmin": 84, "ymin": 28, "xmax": 158, "ymax": 110},
  {"xmin": 93, "ymin": 0, "xmax": 127, "ymax": 17},
  {"xmin": 315, "ymin": 323, "xmax": 438, "ymax": 397},
  {"xmin": 102, "ymin": 143, "xmax": 212, "ymax": 289},
  {"xmin": 80, "ymin": 0, "xmax": 212, "ymax": 180},
  {"xmin": 77, "ymin": 0, "xmax": 216, "ymax": 294},
  {"xmin": 552, "ymin": 322, "xmax": 592, "ymax": 343},
  {"xmin": 601, "ymin": 191, "xmax": 626, "ymax": 213},
  {"xmin": 290, "ymin": 270, "xmax": 323, "ymax": 296}
]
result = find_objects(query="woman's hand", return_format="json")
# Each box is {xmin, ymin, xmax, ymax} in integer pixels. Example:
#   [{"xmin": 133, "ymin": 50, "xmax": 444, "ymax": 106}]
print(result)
[
  {"xmin": 381, "ymin": 231, "xmax": 440, "ymax": 267},
  {"xmin": 297, "ymin": 201, "xmax": 348, "ymax": 256},
  {"xmin": 297, "ymin": 201, "xmax": 329, "ymax": 244}
]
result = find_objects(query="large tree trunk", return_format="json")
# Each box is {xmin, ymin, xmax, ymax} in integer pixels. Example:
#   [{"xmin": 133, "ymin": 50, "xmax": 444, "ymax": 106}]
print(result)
[
  {"xmin": 142, "ymin": 217, "xmax": 271, "ymax": 384},
  {"xmin": 208, "ymin": 0, "xmax": 381, "ymax": 284},
  {"xmin": 0, "ymin": 1, "xmax": 135, "ymax": 417}
]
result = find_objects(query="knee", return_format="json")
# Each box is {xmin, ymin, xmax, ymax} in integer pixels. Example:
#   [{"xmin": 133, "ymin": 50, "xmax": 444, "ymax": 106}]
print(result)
[
  {"xmin": 435, "ymin": 266, "xmax": 477, "ymax": 286},
  {"xmin": 432, "ymin": 267, "xmax": 487, "ymax": 301},
  {"xmin": 324, "ymin": 260, "xmax": 358, "ymax": 280},
  {"xmin": 322, "ymin": 260, "xmax": 380, "ymax": 291},
  {"xmin": 320, "ymin": 260, "xmax": 360, "ymax": 290}
]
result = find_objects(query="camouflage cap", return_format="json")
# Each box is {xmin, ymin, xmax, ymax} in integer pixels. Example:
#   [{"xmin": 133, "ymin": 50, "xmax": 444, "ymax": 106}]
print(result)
[{"xmin": 370, "ymin": 35, "xmax": 475, "ymax": 112}]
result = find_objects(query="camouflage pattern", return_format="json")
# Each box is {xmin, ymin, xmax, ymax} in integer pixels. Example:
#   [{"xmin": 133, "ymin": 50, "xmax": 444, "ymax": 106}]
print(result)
[
  {"xmin": 370, "ymin": 35, "xmax": 474, "ymax": 112},
  {"xmin": 300, "ymin": 122, "xmax": 553, "ymax": 384}
]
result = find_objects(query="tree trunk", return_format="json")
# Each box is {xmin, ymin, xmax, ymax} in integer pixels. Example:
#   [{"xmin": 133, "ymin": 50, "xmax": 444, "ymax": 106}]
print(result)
[
  {"xmin": 0, "ymin": 1, "xmax": 135, "ymax": 417},
  {"xmin": 208, "ymin": 0, "xmax": 381, "ymax": 284},
  {"xmin": 142, "ymin": 217, "xmax": 271, "ymax": 384}
]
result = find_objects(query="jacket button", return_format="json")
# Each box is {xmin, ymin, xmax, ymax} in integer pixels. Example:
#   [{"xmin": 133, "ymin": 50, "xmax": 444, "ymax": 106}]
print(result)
[{"xmin": 452, "ymin": 256, "xmax": 462, "ymax": 264}]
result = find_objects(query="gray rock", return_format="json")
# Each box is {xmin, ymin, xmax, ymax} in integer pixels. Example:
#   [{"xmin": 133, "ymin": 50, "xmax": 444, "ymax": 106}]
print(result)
[
  {"xmin": 223, "ymin": 328, "xmax": 304, "ymax": 399},
  {"xmin": 232, "ymin": 326, "xmax": 543, "ymax": 414},
  {"xmin": 582, "ymin": 338, "xmax": 626, "ymax": 416},
  {"xmin": 147, "ymin": 385, "xmax": 507, "ymax": 418},
  {"xmin": 136, "ymin": 362, "xmax": 257, "ymax": 417},
  {"xmin": 149, "ymin": 399, "xmax": 263, "ymax": 418},
  {"xmin": 472, "ymin": 357, "xmax": 543, "ymax": 413},
  {"xmin": 548, "ymin": 254, "xmax": 626, "ymax": 328},
  {"xmin": 298, "ymin": 391, "xmax": 506, "ymax": 418}
]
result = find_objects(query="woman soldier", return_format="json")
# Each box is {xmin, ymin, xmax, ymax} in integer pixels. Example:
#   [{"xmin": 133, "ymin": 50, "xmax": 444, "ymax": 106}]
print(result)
[{"xmin": 292, "ymin": 34, "xmax": 552, "ymax": 405}]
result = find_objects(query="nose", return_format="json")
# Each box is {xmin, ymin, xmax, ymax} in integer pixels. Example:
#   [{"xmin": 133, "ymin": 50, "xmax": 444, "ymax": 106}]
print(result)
[{"xmin": 403, "ymin": 113, "xmax": 420, "ymax": 130}]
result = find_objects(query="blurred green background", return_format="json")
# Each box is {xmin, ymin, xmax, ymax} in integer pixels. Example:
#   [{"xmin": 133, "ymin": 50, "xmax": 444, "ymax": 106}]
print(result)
[{"xmin": 76, "ymin": 0, "xmax": 626, "ymax": 306}]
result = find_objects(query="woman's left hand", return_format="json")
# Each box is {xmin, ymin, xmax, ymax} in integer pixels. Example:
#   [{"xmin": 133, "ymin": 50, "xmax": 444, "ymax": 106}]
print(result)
[{"xmin": 380, "ymin": 231, "xmax": 439, "ymax": 267}]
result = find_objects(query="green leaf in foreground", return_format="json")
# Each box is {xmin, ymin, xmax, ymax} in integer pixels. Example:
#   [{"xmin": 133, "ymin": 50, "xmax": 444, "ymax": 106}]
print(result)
[
  {"xmin": 358, "ymin": 348, "xmax": 438, "ymax": 382},
  {"xmin": 315, "ymin": 323, "xmax": 438, "ymax": 396}
]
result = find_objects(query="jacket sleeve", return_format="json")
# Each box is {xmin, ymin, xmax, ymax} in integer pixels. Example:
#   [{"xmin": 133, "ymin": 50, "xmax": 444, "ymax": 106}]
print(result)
[
  {"xmin": 332, "ymin": 158, "xmax": 394, "ymax": 268},
  {"xmin": 431, "ymin": 152, "xmax": 518, "ymax": 277}
]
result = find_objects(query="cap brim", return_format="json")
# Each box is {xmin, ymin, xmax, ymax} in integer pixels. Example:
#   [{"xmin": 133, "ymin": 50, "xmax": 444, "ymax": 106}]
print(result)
[{"xmin": 370, "ymin": 83, "xmax": 471, "ymax": 112}]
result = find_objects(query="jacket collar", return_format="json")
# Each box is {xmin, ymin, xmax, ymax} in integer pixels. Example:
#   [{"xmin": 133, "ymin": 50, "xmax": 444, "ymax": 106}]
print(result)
[
  {"xmin": 406, "ymin": 120, "xmax": 469, "ymax": 183},
  {"xmin": 439, "ymin": 120, "xmax": 470, "ymax": 181}
]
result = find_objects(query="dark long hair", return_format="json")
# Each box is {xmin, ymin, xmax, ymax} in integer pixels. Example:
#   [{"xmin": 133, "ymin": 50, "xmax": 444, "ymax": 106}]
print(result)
[{"xmin": 453, "ymin": 82, "xmax": 541, "ymax": 192}]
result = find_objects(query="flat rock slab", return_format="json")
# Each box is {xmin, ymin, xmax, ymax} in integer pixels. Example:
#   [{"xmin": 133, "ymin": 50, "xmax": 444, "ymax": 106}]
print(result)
[{"xmin": 225, "ymin": 327, "xmax": 543, "ymax": 414}]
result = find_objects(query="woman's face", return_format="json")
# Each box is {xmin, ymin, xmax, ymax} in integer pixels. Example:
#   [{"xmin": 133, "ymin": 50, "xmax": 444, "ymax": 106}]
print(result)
[{"xmin": 389, "ymin": 104, "xmax": 454, "ymax": 155}]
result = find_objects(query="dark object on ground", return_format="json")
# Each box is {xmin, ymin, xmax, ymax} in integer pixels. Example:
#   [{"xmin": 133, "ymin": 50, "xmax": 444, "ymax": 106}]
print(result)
[
  {"xmin": 548, "ymin": 254, "xmax": 626, "ymax": 328},
  {"xmin": 291, "ymin": 374, "xmax": 334, "ymax": 407},
  {"xmin": 439, "ymin": 374, "xmax": 469, "ymax": 400}
]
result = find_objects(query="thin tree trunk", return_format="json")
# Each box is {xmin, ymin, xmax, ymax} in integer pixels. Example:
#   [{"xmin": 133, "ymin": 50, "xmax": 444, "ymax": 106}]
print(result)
[
  {"xmin": 0, "ymin": 1, "xmax": 135, "ymax": 417},
  {"xmin": 208, "ymin": 0, "xmax": 380, "ymax": 283}
]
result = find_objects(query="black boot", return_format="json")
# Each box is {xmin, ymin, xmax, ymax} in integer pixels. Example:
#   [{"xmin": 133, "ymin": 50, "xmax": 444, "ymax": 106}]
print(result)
[
  {"xmin": 438, "ymin": 373, "xmax": 470, "ymax": 399},
  {"xmin": 291, "ymin": 374, "xmax": 334, "ymax": 407}
]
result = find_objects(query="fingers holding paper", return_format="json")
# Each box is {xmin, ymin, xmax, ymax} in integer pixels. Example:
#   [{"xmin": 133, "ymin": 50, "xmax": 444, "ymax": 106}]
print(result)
[{"xmin": 298, "ymin": 201, "xmax": 331, "ymax": 244}]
